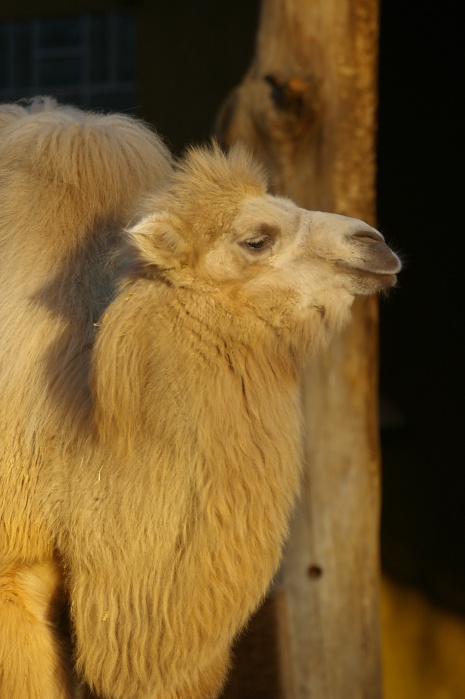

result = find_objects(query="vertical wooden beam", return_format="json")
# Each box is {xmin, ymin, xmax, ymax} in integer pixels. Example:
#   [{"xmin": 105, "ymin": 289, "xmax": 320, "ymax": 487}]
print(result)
[{"xmin": 216, "ymin": 1, "xmax": 382, "ymax": 697}]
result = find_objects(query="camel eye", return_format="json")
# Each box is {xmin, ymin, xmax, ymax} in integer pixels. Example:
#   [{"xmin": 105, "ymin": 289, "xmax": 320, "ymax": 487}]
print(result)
[{"xmin": 243, "ymin": 236, "xmax": 272, "ymax": 252}]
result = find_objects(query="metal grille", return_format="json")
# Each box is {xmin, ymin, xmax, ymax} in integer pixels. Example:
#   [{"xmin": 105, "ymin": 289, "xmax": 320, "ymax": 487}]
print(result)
[{"xmin": 0, "ymin": 13, "xmax": 137, "ymax": 113}]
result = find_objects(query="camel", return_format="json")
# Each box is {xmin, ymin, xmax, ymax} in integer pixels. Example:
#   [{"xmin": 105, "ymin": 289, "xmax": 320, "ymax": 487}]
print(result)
[{"xmin": 0, "ymin": 99, "xmax": 400, "ymax": 699}]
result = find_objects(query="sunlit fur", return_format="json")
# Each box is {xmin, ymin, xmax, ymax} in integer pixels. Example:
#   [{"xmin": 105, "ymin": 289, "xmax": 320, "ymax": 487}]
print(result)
[{"xmin": 0, "ymin": 101, "xmax": 398, "ymax": 699}]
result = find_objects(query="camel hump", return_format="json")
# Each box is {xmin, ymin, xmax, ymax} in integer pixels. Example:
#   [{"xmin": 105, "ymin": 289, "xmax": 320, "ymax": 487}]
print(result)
[{"xmin": 0, "ymin": 98, "xmax": 172, "ymax": 239}]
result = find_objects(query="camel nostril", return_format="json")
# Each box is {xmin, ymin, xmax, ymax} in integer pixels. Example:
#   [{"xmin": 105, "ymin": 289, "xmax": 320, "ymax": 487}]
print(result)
[{"xmin": 351, "ymin": 229, "xmax": 385, "ymax": 244}]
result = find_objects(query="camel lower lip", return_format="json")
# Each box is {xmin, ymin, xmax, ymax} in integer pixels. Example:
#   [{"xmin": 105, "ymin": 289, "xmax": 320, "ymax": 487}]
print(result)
[
  {"xmin": 376, "ymin": 273, "xmax": 397, "ymax": 287},
  {"xmin": 337, "ymin": 264, "xmax": 398, "ymax": 289},
  {"xmin": 360, "ymin": 271, "xmax": 398, "ymax": 289}
]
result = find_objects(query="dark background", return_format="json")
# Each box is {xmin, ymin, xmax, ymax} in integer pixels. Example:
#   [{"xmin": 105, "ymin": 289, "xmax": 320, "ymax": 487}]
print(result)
[
  {"xmin": 377, "ymin": 0, "xmax": 463, "ymax": 613},
  {"xmin": 1, "ymin": 0, "xmax": 462, "ymax": 616}
]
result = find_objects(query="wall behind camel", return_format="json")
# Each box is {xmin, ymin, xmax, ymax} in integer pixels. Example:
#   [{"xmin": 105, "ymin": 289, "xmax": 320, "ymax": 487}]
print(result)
[
  {"xmin": 0, "ymin": 0, "xmax": 463, "ymax": 696},
  {"xmin": 377, "ymin": 0, "xmax": 464, "ymax": 694},
  {"xmin": 0, "ymin": 0, "xmax": 259, "ymax": 151},
  {"xmin": 377, "ymin": 0, "xmax": 463, "ymax": 612}
]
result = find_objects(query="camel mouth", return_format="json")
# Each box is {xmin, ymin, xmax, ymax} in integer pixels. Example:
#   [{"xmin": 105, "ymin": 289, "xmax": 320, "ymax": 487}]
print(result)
[
  {"xmin": 353, "ymin": 268, "xmax": 399, "ymax": 291},
  {"xmin": 337, "ymin": 246, "xmax": 402, "ymax": 279},
  {"xmin": 368, "ymin": 271, "xmax": 398, "ymax": 289},
  {"xmin": 336, "ymin": 262, "xmax": 399, "ymax": 291}
]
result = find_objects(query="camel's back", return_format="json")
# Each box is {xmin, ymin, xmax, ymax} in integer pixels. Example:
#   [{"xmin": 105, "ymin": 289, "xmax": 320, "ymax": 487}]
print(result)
[{"xmin": 0, "ymin": 101, "xmax": 172, "ymax": 553}]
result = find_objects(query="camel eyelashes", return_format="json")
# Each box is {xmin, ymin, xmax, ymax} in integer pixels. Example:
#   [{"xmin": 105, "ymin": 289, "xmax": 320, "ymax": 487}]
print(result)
[
  {"xmin": 241, "ymin": 221, "xmax": 280, "ymax": 254},
  {"xmin": 243, "ymin": 235, "xmax": 273, "ymax": 252}
]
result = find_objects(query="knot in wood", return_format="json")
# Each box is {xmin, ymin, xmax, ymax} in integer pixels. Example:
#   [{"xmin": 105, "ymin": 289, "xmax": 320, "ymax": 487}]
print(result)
[
  {"xmin": 307, "ymin": 564, "xmax": 323, "ymax": 579},
  {"xmin": 264, "ymin": 74, "xmax": 318, "ymax": 118}
]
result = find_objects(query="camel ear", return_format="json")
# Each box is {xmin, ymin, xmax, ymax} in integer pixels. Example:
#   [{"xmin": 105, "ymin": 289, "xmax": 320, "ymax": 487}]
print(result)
[{"xmin": 125, "ymin": 212, "xmax": 189, "ymax": 274}]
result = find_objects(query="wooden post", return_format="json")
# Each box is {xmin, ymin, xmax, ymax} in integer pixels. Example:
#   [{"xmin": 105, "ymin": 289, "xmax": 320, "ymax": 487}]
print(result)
[{"xmin": 216, "ymin": 1, "xmax": 383, "ymax": 697}]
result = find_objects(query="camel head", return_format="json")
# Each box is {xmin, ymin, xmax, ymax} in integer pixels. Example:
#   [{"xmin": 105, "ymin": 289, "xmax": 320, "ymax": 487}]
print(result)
[{"xmin": 126, "ymin": 142, "xmax": 400, "ymax": 336}]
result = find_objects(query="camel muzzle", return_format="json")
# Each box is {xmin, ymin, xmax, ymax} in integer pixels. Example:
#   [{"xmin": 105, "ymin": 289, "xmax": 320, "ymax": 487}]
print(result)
[{"xmin": 345, "ymin": 227, "xmax": 401, "ymax": 278}]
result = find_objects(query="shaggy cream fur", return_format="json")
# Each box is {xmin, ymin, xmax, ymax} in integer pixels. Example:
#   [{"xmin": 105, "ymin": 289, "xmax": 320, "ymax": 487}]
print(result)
[{"xmin": 0, "ymin": 99, "xmax": 400, "ymax": 699}]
